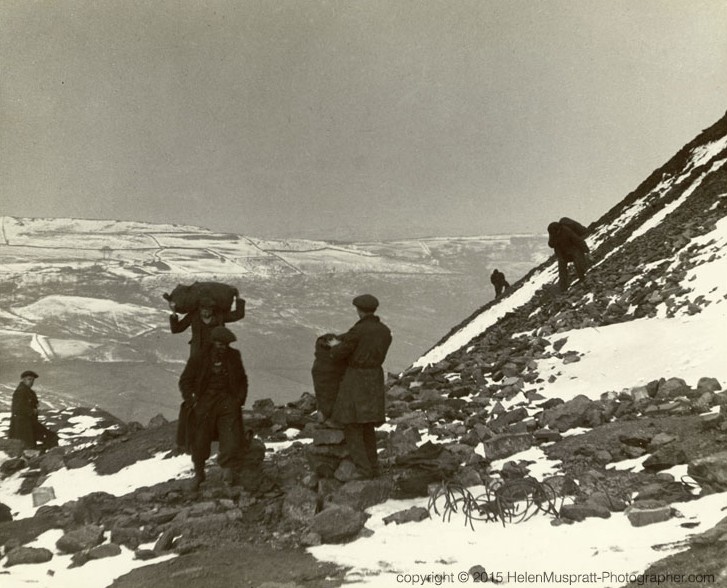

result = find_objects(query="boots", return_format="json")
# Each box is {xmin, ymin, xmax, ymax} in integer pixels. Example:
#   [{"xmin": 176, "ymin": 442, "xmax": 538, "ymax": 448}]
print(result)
[{"xmin": 189, "ymin": 462, "xmax": 206, "ymax": 491}]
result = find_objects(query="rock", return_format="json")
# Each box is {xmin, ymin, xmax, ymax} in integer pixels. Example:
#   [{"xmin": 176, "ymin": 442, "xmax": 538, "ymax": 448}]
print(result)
[
  {"xmin": 312, "ymin": 428, "xmax": 346, "ymax": 446},
  {"xmin": 630, "ymin": 386, "xmax": 650, "ymax": 402},
  {"xmin": 300, "ymin": 532, "xmax": 322, "ymax": 547},
  {"xmin": 333, "ymin": 459, "xmax": 360, "ymax": 483},
  {"xmin": 621, "ymin": 446, "xmax": 646, "ymax": 459},
  {"xmin": 626, "ymin": 500, "xmax": 673, "ymax": 527},
  {"xmin": 488, "ymin": 407, "xmax": 529, "ymax": 433},
  {"xmin": 697, "ymin": 377, "xmax": 722, "ymax": 394},
  {"xmin": 56, "ymin": 524, "xmax": 105, "ymax": 553},
  {"xmin": 643, "ymin": 445, "xmax": 688, "ymax": 472},
  {"xmin": 586, "ymin": 491, "xmax": 627, "ymax": 512},
  {"xmin": 560, "ymin": 503, "xmax": 611, "ymax": 522},
  {"xmin": 0, "ymin": 502, "xmax": 12, "ymax": 522},
  {"xmin": 533, "ymin": 429, "xmax": 562, "ymax": 443},
  {"xmin": 153, "ymin": 530, "xmax": 176, "ymax": 554},
  {"xmin": 688, "ymin": 451, "xmax": 727, "ymax": 491},
  {"xmin": 282, "ymin": 486, "xmax": 319, "ymax": 524},
  {"xmin": 691, "ymin": 515, "xmax": 727, "ymax": 545},
  {"xmin": 88, "ymin": 542, "xmax": 123, "ymax": 560},
  {"xmin": 619, "ymin": 432, "xmax": 652, "ymax": 448},
  {"xmin": 134, "ymin": 549, "xmax": 158, "ymax": 560},
  {"xmin": 0, "ymin": 438, "xmax": 26, "ymax": 458},
  {"xmin": 38, "ymin": 448, "xmax": 66, "ymax": 474},
  {"xmin": 647, "ymin": 433, "xmax": 678, "ymax": 451},
  {"xmin": 540, "ymin": 395, "xmax": 602, "ymax": 432},
  {"xmin": 452, "ymin": 467, "xmax": 483, "ymax": 488},
  {"xmin": 64, "ymin": 456, "xmax": 92, "ymax": 470},
  {"xmin": 3, "ymin": 546, "xmax": 53, "ymax": 567},
  {"xmin": 383, "ymin": 506, "xmax": 430, "ymax": 526},
  {"xmin": 310, "ymin": 505, "xmax": 367, "ymax": 543},
  {"xmin": 0, "ymin": 457, "xmax": 27, "ymax": 476},
  {"xmin": 542, "ymin": 475, "xmax": 578, "ymax": 497},
  {"xmin": 330, "ymin": 478, "xmax": 393, "ymax": 511},
  {"xmin": 386, "ymin": 427, "xmax": 422, "ymax": 457},
  {"xmin": 482, "ymin": 433, "xmax": 534, "ymax": 460},
  {"xmin": 656, "ymin": 377, "xmax": 690, "ymax": 400},
  {"xmin": 111, "ymin": 526, "xmax": 143, "ymax": 549},
  {"xmin": 288, "ymin": 391, "xmax": 317, "ymax": 414},
  {"xmin": 693, "ymin": 391, "xmax": 715, "ymax": 413},
  {"xmin": 147, "ymin": 414, "xmax": 168, "ymax": 428}
]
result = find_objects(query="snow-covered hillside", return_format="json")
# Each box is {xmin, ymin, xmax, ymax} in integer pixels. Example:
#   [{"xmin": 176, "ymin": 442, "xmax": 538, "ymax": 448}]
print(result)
[{"xmin": 0, "ymin": 217, "xmax": 548, "ymax": 422}]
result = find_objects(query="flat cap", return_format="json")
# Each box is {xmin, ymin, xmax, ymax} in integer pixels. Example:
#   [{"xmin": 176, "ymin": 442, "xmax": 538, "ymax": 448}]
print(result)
[
  {"xmin": 21, "ymin": 370, "xmax": 39, "ymax": 379},
  {"xmin": 352, "ymin": 294, "xmax": 379, "ymax": 312},
  {"xmin": 211, "ymin": 326, "xmax": 237, "ymax": 344}
]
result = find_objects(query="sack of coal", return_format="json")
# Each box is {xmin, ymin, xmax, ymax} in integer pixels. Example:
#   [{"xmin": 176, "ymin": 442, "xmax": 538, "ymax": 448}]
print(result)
[{"xmin": 163, "ymin": 282, "xmax": 237, "ymax": 314}]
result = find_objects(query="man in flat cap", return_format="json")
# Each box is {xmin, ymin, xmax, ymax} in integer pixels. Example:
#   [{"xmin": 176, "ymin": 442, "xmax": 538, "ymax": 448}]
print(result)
[
  {"xmin": 9, "ymin": 371, "xmax": 59, "ymax": 451},
  {"xmin": 179, "ymin": 326, "xmax": 248, "ymax": 490},
  {"xmin": 330, "ymin": 294, "xmax": 392, "ymax": 479}
]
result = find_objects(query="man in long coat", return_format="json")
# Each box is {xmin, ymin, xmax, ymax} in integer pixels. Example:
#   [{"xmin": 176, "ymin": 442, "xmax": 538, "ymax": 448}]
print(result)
[
  {"xmin": 9, "ymin": 371, "xmax": 59, "ymax": 451},
  {"xmin": 330, "ymin": 294, "xmax": 392, "ymax": 479},
  {"xmin": 547, "ymin": 220, "xmax": 590, "ymax": 292},
  {"xmin": 179, "ymin": 326, "xmax": 248, "ymax": 490}
]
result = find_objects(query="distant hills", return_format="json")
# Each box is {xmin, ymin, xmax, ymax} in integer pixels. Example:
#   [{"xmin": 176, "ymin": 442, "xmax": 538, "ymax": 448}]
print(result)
[{"xmin": 0, "ymin": 217, "xmax": 549, "ymax": 422}]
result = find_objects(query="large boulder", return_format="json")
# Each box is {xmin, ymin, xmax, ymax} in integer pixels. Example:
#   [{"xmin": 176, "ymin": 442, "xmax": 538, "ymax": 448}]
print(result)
[
  {"xmin": 540, "ymin": 395, "xmax": 603, "ymax": 432},
  {"xmin": 626, "ymin": 500, "xmax": 674, "ymax": 527},
  {"xmin": 3, "ymin": 547, "xmax": 53, "ymax": 567},
  {"xmin": 329, "ymin": 478, "xmax": 394, "ymax": 511},
  {"xmin": 310, "ymin": 505, "xmax": 367, "ymax": 543},
  {"xmin": 688, "ymin": 452, "xmax": 727, "ymax": 491},
  {"xmin": 642, "ymin": 444, "xmax": 688, "ymax": 472},
  {"xmin": 560, "ymin": 503, "xmax": 611, "ymax": 522},
  {"xmin": 656, "ymin": 377, "xmax": 690, "ymax": 400},
  {"xmin": 56, "ymin": 525, "xmax": 105, "ymax": 553}
]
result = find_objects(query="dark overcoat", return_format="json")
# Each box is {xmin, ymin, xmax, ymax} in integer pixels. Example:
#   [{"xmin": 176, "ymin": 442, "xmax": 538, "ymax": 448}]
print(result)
[
  {"xmin": 330, "ymin": 315, "xmax": 392, "ymax": 424},
  {"xmin": 177, "ymin": 346, "xmax": 248, "ymax": 453},
  {"xmin": 9, "ymin": 382, "xmax": 40, "ymax": 448},
  {"xmin": 178, "ymin": 346, "xmax": 248, "ymax": 405}
]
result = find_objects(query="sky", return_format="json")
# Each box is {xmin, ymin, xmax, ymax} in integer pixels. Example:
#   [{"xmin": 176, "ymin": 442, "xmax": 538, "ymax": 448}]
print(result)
[{"xmin": 2, "ymin": 0, "xmax": 727, "ymax": 241}]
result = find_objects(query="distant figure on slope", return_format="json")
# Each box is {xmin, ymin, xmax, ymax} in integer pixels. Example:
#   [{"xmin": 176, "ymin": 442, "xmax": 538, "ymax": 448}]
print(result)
[
  {"xmin": 311, "ymin": 333, "xmax": 347, "ymax": 426},
  {"xmin": 8, "ymin": 371, "xmax": 59, "ymax": 451},
  {"xmin": 169, "ymin": 292, "xmax": 245, "ymax": 359},
  {"xmin": 547, "ymin": 220, "xmax": 590, "ymax": 292},
  {"xmin": 330, "ymin": 294, "xmax": 392, "ymax": 480},
  {"xmin": 179, "ymin": 326, "xmax": 248, "ymax": 491},
  {"xmin": 490, "ymin": 269, "xmax": 510, "ymax": 298}
]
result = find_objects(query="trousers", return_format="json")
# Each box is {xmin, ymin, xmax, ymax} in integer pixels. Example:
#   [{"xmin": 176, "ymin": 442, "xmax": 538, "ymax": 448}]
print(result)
[{"xmin": 344, "ymin": 423, "xmax": 379, "ymax": 478}]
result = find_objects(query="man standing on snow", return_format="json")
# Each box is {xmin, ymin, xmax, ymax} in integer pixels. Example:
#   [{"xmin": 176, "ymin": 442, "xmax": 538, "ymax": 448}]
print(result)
[
  {"xmin": 547, "ymin": 220, "xmax": 590, "ymax": 292},
  {"xmin": 490, "ymin": 269, "xmax": 510, "ymax": 298},
  {"xmin": 9, "ymin": 370, "xmax": 59, "ymax": 451},
  {"xmin": 330, "ymin": 294, "xmax": 392, "ymax": 479},
  {"xmin": 179, "ymin": 326, "xmax": 248, "ymax": 490}
]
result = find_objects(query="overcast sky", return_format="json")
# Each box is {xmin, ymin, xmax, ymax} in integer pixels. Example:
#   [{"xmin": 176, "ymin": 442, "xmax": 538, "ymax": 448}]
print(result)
[{"xmin": 2, "ymin": 0, "xmax": 726, "ymax": 241}]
